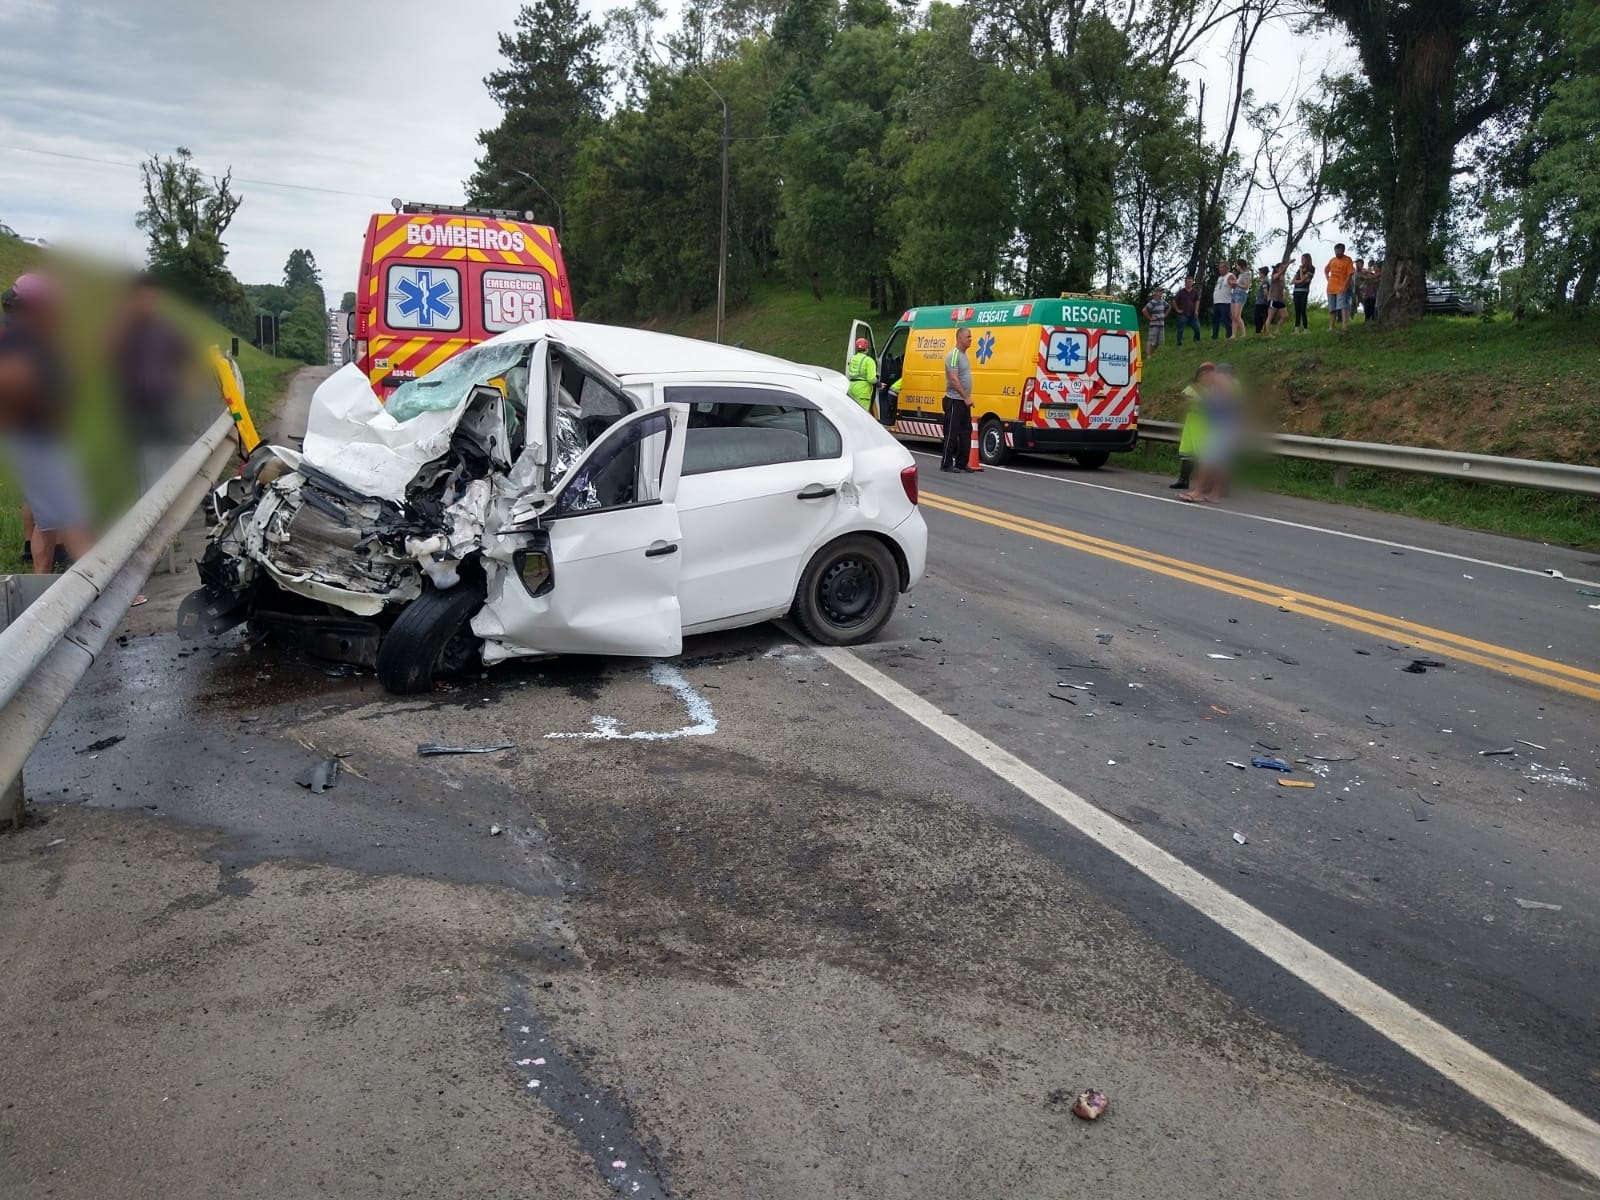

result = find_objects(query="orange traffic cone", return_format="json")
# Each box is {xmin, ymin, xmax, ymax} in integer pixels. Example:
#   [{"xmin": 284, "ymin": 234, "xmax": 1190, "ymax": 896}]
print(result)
[{"xmin": 966, "ymin": 415, "xmax": 985, "ymax": 472}]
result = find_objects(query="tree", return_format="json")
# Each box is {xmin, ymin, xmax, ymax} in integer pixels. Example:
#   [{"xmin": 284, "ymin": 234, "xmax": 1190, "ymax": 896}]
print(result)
[
  {"xmin": 1250, "ymin": 94, "xmax": 1330, "ymax": 264},
  {"xmin": 466, "ymin": 0, "xmax": 610, "ymax": 222},
  {"xmin": 340, "ymin": 291, "xmax": 357, "ymax": 312},
  {"xmin": 283, "ymin": 249, "xmax": 321, "ymax": 293},
  {"xmin": 135, "ymin": 147, "xmax": 244, "ymax": 311},
  {"xmin": 1311, "ymin": 0, "xmax": 1556, "ymax": 325}
]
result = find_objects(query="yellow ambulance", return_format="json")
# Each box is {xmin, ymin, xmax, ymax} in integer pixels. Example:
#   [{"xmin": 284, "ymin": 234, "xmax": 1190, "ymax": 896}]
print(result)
[{"xmin": 847, "ymin": 297, "xmax": 1141, "ymax": 468}]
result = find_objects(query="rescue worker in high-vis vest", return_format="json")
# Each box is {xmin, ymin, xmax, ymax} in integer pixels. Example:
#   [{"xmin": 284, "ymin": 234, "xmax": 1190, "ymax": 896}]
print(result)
[
  {"xmin": 1171, "ymin": 361, "xmax": 1213, "ymax": 490},
  {"xmin": 846, "ymin": 338, "xmax": 877, "ymax": 413}
]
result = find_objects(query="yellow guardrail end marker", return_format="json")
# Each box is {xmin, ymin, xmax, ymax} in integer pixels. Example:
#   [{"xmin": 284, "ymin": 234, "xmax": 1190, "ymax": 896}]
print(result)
[{"xmin": 209, "ymin": 344, "xmax": 260, "ymax": 455}]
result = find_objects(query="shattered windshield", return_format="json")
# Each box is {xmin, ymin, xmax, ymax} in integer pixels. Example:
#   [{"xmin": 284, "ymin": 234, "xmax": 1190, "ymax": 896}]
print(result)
[{"xmin": 387, "ymin": 340, "xmax": 531, "ymax": 423}]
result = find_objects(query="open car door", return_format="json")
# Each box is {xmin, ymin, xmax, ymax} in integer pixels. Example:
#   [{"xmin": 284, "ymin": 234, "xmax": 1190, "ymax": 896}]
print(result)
[{"xmin": 474, "ymin": 404, "xmax": 689, "ymax": 662}]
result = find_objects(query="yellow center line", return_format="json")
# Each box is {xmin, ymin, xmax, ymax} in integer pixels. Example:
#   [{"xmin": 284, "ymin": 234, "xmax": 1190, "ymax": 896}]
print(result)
[{"xmin": 921, "ymin": 492, "xmax": 1600, "ymax": 703}]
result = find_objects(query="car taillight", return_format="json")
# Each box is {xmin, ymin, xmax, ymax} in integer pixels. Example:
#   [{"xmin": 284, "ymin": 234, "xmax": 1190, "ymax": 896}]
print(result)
[
  {"xmin": 1021, "ymin": 379, "xmax": 1037, "ymax": 419},
  {"xmin": 900, "ymin": 464, "xmax": 919, "ymax": 505}
]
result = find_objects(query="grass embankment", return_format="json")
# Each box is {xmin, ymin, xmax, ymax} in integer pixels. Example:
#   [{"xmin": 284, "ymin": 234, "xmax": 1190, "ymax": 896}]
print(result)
[
  {"xmin": 0, "ymin": 239, "xmax": 299, "ymax": 571},
  {"xmin": 650, "ymin": 287, "xmax": 1600, "ymax": 547}
]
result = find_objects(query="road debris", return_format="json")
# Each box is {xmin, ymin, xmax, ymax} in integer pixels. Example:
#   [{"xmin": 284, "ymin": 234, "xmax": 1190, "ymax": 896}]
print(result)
[
  {"xmin": 1058, "ymin": 682, "xmax": 1094, "ymax": 691},
  {"xmin": 1095, "ymin": 632, "xmax": 1114, "ymax": 645},
  {"xmin": 1232, "ymin": 831, "xmax": 1248, "ymax": 845},
  {"xmin": 1513, "ymin": 898, "xmax": 1563, "ymax": 911},
  {"xmin": 1071, "ymin": 1090, "xmax": 1109, "ymax": 1121},
  {"xmin": 76, "ymin": 735, "xmax": 125, "ymax": 754},
  {"xmin": 1479, "ymin": 746, "xmax": 1517, "ymax": 757},
  {"xmin": 918, "ymin": 635, "xmax": 943, "ymax": 643},
  {"xmin": 1226, "ymin": 760, "xmax": 1247, "ymax": 769},
  {"xmin": 1278, "ymin": 779, "xmax": 1315, "ymax": 789},
  {"xmin": 1414, "ymin": 789, "xmax": 1435, "ymax": 806},
  {"xmin": 490, "ymin": 825, "xmax": 502, "ymax": 836},
  {"xmin": 417, "ymin": 742, "xmax": 516, "ymax": 756},
  {"xmin": 294, "ymin": 758, "xmax": 340, "ymax": 793},
  {"xmin": 1061, "ymin": 662, "xmax": 1110, "ymax": 671},
  {"xmin": 1276, "ymin": 655, "xmax": 1299, "ymax": 665},
  {"xmin": 1207, "ymin": 653, "xmax": 1234, "ymax": 660},
  {"xmin": 1515, "ymin": 739, "xmax": 1547, "ymax": 751},
  {"xmin": 1364, "ymin": 713, "xmax": 1394, "ymax": 728},
  {"xmin": 1209, "ymin": 705, "xmax": 1229, "ymax": 716},
  {"xmin": 1251, "ymin": 756, "xmax": 1291, "ymax": 772},
  {"xmin": 45, "ymin": 837, "xmax": 66, "ymax": 847}
]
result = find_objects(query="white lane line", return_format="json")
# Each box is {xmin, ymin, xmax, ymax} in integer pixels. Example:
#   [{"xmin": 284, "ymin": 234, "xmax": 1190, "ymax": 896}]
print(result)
[
  {"xmin": 909, "ymin": 449, "xmax": 1600, "ymax": 588},
  {"xmin": 813, "ymin": 641, "xmax": 1600, "ymax": 1179}
]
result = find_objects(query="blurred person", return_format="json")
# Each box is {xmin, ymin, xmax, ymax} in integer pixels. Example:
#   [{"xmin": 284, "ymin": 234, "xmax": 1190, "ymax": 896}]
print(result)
[
  {"xmin": 1230, "ymin": 261, "xmax": 1250, "ymax": 337},
  {"xmin": 1291, "ymin": 254, "xmax": 1313, "ymax": 332},
  {"xmin": 1173, "ymin": 276, "xmax": 1202, "ymax": 346},
  {"xmin": 1325, "ymin": 243, "xmax": 1355, "ymax": 334},
  {"xmin": 111, "ymin": 273, "xmax": 195, "ymax": 604},
  {"xmin": 1362, "ymin": 259, "xmax": 1380, "ymax": 321},
  {"xmin": 1252, "ymin": 266, "xmax": 1271, "ymax": 333},
  {"xmin": 0, "ymin": 272, "xmax": 91, "ymax": 573},
  {"xmin": 1265, "ymin": 261, "xmax": 1289, "ymax": 336},
  {"xmin": 112, "ymin": 272, "xmax": 195, "ymax": 492},
  {"xmin": 846, "ymin": 336, "xmax": 877, "ymax": 413},
  {"xmin": 1142, "ymin": 286, "xmax": 1168, "ymax": 354},
  {"xmin": 1169, "ymin": 360, "xmax": 1214, "ymax": 490},
  {"xmin": 1180, "ymin": 362, "xmax": 1241, "ymax": 505},
  {"xmin": 1210, "ymin": 263, "xmax": 1235, "ymax": 340}
]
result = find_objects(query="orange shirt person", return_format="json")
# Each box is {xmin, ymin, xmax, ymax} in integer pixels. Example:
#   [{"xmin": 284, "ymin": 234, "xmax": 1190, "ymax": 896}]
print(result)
[{"xmin": 1324, "ymin": 244, "xmax": 1356, "ymax": 333}]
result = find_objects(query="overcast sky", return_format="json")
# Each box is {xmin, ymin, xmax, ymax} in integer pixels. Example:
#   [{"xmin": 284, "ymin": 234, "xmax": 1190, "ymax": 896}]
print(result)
[{"xmin": 0, "ymin": 0, "xmax": 1353, "ymax": 304}]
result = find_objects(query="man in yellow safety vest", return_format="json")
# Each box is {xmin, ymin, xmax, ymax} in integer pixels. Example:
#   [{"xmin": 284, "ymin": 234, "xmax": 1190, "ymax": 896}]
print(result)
[{"xmin": 846, "ymin": 338, "xmax": 877, "ymax": 413}]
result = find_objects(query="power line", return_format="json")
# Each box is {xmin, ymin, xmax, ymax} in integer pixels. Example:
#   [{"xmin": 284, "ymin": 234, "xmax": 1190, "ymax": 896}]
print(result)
[{"xmin": 0, "ymin": 142, "xmax": 392, "ymax": 201}]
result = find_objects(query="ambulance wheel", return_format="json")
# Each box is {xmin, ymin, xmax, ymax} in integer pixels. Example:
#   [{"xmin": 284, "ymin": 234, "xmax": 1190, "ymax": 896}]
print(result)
[
  {"xmin": 377, "ymin": 584, "xmax": 485, "ymax": 695},
  {"xmin": 790, "ymin": 536, "xmax": 898, "ymax": 646},
  {"xmin": 978, "ymin": 418, "xmax": 1013, "ymax": 466},
  {"xmin": 1073, "ymin": 451, "xmax": 1110, "ymax": 470}
]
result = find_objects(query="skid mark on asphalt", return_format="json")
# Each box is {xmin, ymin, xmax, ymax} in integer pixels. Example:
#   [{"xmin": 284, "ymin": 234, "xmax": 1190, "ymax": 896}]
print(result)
[
  {"xmin": 546, "ymin": 662, "xmax": 718, "ymax": 741},
  {"xmin": 814, "ymin": 641, "xmax": 1600, "ymax": 1181}
]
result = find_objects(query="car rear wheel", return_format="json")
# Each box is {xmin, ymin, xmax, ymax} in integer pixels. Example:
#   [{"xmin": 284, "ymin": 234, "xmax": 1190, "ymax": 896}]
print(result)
[
  {"xmin": 790, "ymin": 536, "xmax": 899, "ymax": 646},
  {"xmin": 376, "ymin": 584, "xmax": 485, "ymax": 695},
  {"xmin": 978, "ymin": 417, "xmax": 1013, "ymax": 466},
  {"xmin": 1073, "ymin": 450, "xmax": 1110, "ymax": 470}
]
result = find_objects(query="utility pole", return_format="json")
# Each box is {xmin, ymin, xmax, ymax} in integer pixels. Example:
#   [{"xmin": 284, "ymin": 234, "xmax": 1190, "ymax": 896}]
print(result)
[{"xmin": 664, "ymin": 44, "xmax": 729, "ymax": 344}]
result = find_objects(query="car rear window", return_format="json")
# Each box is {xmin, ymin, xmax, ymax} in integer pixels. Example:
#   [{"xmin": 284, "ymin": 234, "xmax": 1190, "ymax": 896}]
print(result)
[{"xmin": 664, "ymin": 385, "xmax": 842, "ymax": 475}]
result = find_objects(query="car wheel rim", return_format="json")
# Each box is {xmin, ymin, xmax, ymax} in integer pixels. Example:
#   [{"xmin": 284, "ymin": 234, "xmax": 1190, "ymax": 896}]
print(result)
[
  {"xmin": 818, "ymin": 557, "xmax": 880, "ymax": 628},
  {"xmin": 982, "ymin": 426, "xmax": 1002, "ymax": 458}
]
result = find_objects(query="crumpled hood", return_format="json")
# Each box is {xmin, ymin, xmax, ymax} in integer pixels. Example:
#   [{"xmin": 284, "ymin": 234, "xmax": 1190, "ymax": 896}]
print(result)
[{"xmin": 300, "ymin": 364, "xmax": 477, "ymax": 500}]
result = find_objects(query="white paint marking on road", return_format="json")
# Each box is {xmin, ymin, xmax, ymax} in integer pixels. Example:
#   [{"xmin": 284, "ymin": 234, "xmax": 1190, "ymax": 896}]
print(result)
[
  {"xmin": 910, "ymin": 450, "xmax": 1600, "ymax": 588},
  {"xmin": 813, "ymin": 641, "xmax": 1600, "ymax": 1180},
  {"xmin": 546, "ymin": 663, "xmax": 717, "ymax": 741}
]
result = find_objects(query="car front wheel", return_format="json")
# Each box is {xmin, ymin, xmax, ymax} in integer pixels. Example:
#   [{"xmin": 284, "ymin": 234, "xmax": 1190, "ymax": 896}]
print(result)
[
  {"xmin": 790, "ymin": 536, "xmax": 899, "ymax": 645},
  {"xmin": 376, "ymin": 583, "xmax": 485, "ymax": 695}
]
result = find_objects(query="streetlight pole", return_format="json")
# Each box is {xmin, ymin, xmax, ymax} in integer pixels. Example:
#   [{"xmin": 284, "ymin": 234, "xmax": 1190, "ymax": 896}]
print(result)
[
  {"xmin": 661, "ymin": 44, "xmax": 729, "ymax": 344},
  {"xmin": 510, "ymin": 167, "xmax": 564, "ymax": 239}
]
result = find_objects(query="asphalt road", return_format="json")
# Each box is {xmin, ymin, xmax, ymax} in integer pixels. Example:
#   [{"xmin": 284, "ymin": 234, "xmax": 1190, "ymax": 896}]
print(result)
[{"xmin": 4, "ymin": 382, "xmax": 1597, "ymax": 1198}]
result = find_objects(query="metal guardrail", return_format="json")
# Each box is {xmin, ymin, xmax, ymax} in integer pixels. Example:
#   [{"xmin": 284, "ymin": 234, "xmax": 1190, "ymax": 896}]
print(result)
[
  {"xmin": 0, "ymin": 395, "xmax": 245, "ymax": 827},
  {"xmin": 1139, "ymin": 420, "xmax": 1600, "ymax": 497}
]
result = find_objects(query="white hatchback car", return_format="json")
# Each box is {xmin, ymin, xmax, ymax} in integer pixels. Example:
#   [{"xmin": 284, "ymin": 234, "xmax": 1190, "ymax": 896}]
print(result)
[{"xmin": 181, "ymin": 321, "xmax": 927, "ymax": 693}]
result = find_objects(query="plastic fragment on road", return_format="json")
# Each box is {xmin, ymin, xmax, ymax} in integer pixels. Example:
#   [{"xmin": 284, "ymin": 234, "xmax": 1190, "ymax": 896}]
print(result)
[
  {"xmin": 1516, "ymin": 739, "xmax": 1547, "ymax": 751},
  {"xmin": 1251, "ymin": 756, "xmax": 1291, "ymax": 772},
  {"xmin": 490, "ymin": 825, "xmax": 502, "ymax": 836},
  {"xmin": 1226, "ymin": 761, "xmax": 1247, "ymax": 769},
  {"xmin": 612, "ymin": 1160, "xmax": 628, "ymax": 1169},
  {"xmin": 295, "ymin": 758, "xmax": 339, "ymax": 793},
  {"xmin": 1278, "ymin": 779, "xmax": 1315, "ymax": 789},
  {"xmin": 1479, "ymin": 747, "xmax": 1517, "ymax": 757},
  {"xmin": 1209, "ymin": 705, "xmax": 1229, "ymax": 716},
  {"xmin": 417, "ymin": 742, "xmax": 516, "ymax": 756},
  {"xmin": 1071, "ymin": 1090, "xmax": 1109, "ymax": 1121},
  {"xmin": 1095, "ymin": 632, "xmax": 1114, "ymax": 645},
  {"xmin": 1232, "ymin": 831, "xmax": 1247, "ymax": 845},
  {"xmin": 1513, "ymin": 898, "xmax": 1562, "ymax": 911},
  {"xmin": 76, "ymin": 735, "xmax": 125, "ymax": 754},
  {"xmin": 1207, "ymin": 653, "xmax": 1233, "ymax": 660}
]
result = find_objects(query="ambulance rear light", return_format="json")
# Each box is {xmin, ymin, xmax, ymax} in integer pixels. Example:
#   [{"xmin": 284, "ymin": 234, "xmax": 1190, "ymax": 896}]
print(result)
[
  {"xmin": 354, "ymin": 338, "xmax": 368, "ymax": 364},
  {"xmin": 1021, "ymin": 380, "xmax": 1037, "ymax": 419},
  {"xmin": 900, "ymin": 465, "xmax": 919, "ymax": 506},
  {"xmin": 396, "ymin": 199, "xmax": 538, "ymax": 223}
]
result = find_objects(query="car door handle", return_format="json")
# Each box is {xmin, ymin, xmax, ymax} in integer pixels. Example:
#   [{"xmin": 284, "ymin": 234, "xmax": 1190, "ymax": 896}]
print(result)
[
  {"xmin": 644, "ymin": 541, "xmax": 678, "ymax": 558},
  {"xmin": 796, "ymin": 485, "xmax": 837, "ymax": 500}
]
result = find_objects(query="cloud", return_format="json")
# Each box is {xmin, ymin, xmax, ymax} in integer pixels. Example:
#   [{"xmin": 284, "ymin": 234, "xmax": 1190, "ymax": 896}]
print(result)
[{"xmin": 1, "ymin": 0, "xmax": 526, "ymax": 294}]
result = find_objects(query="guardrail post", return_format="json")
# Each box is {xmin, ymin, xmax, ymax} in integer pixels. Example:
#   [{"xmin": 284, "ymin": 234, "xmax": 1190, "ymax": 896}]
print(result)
[{"xmin": 1334, "ymin": 465, "xmax": 1351, "ymax": 489}]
